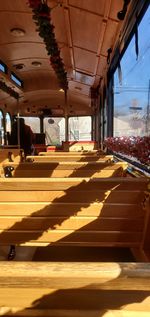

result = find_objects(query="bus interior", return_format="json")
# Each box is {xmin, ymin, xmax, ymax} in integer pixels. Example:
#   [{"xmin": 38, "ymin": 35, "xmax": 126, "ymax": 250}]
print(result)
[{"xmin": 0, "ymin": 0, "xmax": 150, "ymax": 316}]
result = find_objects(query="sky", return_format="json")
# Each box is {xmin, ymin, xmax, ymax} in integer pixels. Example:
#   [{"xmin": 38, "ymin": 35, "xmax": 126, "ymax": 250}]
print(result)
[{"xmin": 114, "ymin": 4, "xmax": 150, "ymax": 119}]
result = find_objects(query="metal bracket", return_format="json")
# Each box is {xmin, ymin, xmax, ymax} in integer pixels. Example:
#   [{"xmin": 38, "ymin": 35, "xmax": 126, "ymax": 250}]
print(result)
[{"xmin": 4, "ymin": 166, "xmax": 14, "ymax": 177}]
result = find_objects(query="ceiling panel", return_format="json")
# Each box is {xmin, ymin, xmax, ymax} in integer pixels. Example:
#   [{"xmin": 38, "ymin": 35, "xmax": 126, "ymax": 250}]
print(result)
[
  {"xmin": 0, "ymin": 0, "xmax": 30, "ymax": 11},
  {"xmin": 68, "ymin": 0, "xmax": 106, "ymax": 16},
  {"xmin": 0, "ymin": 43, "xmax": 47, "ymax": 67},
  {"xmin": 75, "ymin": 71, "xmax": 94, "ymax": 86},
  {"xmin": 51, "ymin": 5, "xmax": 68, "ymax": 44},
  {"xmin": 101, "ymin": 20, "xmax": 119, "ymax": 56},
  {"xmin": 0, "ymin": 12, "xmax": 40, "ymax": 44},
  {"xmin": 69, "ymin": 80, "xmax": 90, "ymax": 96},
  {"xmin": 97, "ymin": 55, "xmax": 107, "ymax": 77},
  {"xmin": 60, "ymin": 46, "xmax": 72, "ymax": 70},
  {"xmin": 70, "ymin": 6, "xmax": 102, "ymax": 52},
  {"xmin": 11, "ymin": 58, "xmax": 52, "ymax": 75},
  {"xmin": 24, "ymin": 73, "xmax": 59, "ymax": 92},
  {"xmin": 109, "ymin": 0, "xmax": 122, "ymax": 20},
  {"xmin": 74, "ymin": 47, "xmax": 96, "ymax": 75}
]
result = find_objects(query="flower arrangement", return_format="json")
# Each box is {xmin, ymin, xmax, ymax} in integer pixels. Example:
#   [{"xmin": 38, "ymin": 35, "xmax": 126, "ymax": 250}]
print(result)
[
  {"xmin": 0, "ymin": 80, "xmax": 19, "ymax": 100},
  {"xmin": 104, "ymin": 136, "xmax": 150, "ymax": 166},
  {"xmin": 28, "ymin": 0, "xmax": 68, "ymax": 91}
]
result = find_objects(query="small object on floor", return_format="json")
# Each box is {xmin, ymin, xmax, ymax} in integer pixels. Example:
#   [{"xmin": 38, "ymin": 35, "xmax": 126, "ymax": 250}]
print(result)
[{"xmin": 7, "ymin": 245, "xmax": 16, "ymax": 261}]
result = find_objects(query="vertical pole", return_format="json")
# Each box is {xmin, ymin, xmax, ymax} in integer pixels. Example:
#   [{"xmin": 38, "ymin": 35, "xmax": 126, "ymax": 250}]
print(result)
[
  {"xmin": 65, "ymin": 89, "xmax": 68, "ymax": 142},
  {"xmin": 17, "ymin": 98, "xmax": 20, "ymax": 148},
  {"xmin": 40, "ymin": 116, "xmax": 44, "ymax": 133}
]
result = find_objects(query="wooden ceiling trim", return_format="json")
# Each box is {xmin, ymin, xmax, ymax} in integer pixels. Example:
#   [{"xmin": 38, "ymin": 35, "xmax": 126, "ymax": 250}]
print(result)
[
  {"xmin": 72, "ymin": 79, "xmax": 93, "ymax": 88},
  {"xmin": 16, "ymin": 68, "xmax": 54, "ymax": 75},
  {"xmin": 0, "ymin": 10, "xmax": 32, "ymax": 14},
  {"xmin": 68, "ymin": 2, "xmax": 119, "ymax": 23},
  {"xmin": 70, "ymin": 7, "xmax": 103, "ymax": 53},
  {"xmin": 68, "ymin": 3, "xmax": 104, "ymax": 19},
  {"xmin": 75, "ymin": 67, "xmax": 94, "ymax": 76},
  {"xmin": 0, "ymin": 41, "xmax": 44, "ymax": 46},
  {"xmin": 93, "ymin": 20, "xmax": 107, "ymax": 79},
  {"xmin": 93, "ymin": 0, "xmax": 112, "ymax": 81},
  {"xmin": 73, "ymin": 45, "xmax": 97, "ymax": 55},
  {"xmin": 63, "ymin": 7, "xmax": 75, "ymax": 75},
  {"xmin": 101, "ymin": 19, "xmax": 119, "ymax": 57}
]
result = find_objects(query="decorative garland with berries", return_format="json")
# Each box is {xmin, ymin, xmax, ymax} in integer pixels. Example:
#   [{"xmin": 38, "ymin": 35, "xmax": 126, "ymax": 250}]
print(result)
[
  {"xmin": 28, "ymin": 0, "xmax": 68, "ymax": 91},
  {"xmin": 0, "ymin": 80, "xmax": 19, "ymax": 100},
  {"xmin": 104, "ymin": 136, "xmax": 150, "ymax": 166}
]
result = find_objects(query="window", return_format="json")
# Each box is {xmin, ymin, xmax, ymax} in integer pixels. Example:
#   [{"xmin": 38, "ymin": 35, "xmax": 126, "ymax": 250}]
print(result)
[
  {"xmin": 113, "ymin": 6, "xmax": 150, "ymax": 137},
  {"xmin": 44, "ymin": 117, "xmax": 65, "ymax": 145},
  {"xmin": 69, "ymin": 116, "xmax": 92, "ymax": 141},
  {"xmin": 5, "ymin": 112, "xmax": 11, "ymax": 144},
  {"xmin": 22, "ymin": 117, "xmax": 40, "ymax": 133},
  {"xmin": 0, "ymin": 110, "xmax": 5, "ymax": 145},
  {"xmin": 0, "ymin": 61, "xmax": 7, "ymax": 73},
  {"xmin": 5, "ymin": 112, "xmax": 11, "ymax": 133},
  {"xmin": 11, "ymin": 72, "xmax": 23, "ymax": 87}
]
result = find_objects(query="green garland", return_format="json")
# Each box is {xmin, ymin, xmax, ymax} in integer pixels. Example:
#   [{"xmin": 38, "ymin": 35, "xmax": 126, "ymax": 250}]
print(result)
[
  {"xmin": 0, "ymin": 80, "xmax": 19, "ymax": 100},
  {"xmin": 28, "ymin": 0, "xmax": 68, "ymax": 91}
]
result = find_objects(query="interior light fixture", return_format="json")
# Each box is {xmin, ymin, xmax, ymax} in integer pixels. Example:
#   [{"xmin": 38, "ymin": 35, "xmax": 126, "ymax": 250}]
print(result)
[
  {"xmin": 31, "ymin": 61, "xmax": 42, "ymax": 67},
  {"xmin": 10, "ymin": 28, "xmax": 26, "ymax": 37},
  {"xmin": 13, "ymin": 63, "xmax": 25, "ymax": 70},
  {"xmin": 59, "ymin": 88, "xmax": 64, "ymax": 92}
]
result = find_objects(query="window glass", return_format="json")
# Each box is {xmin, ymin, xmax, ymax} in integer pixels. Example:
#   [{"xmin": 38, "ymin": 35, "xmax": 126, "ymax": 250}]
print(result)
[
  {"xmin": 114, "ymin": 6, "xmax": 150, "ymax": 137},
  {"xmin": 11, "ymin": 73, "xmax": 22, "ymax": 87},
  {"xmin": 6, "ymin": 112, "xmax": 11, "ymax": 133},
  {"xmin": 22, "ymin": 117, "xmax": 40, "ymax": 133},
  {"xmin": 69, "ymin": 116, "xmax": 92, "ymax": 141},
  {"xmin": 0, "ymin": 110, "xmax": 4, "ymax": 145},
  {"xmin": 0, "ymin": 61, "xmax": 6, "ymax": 73},
  {"xmin": 44, "ymin": 117, "xmax": 65, "ymax": 145}
]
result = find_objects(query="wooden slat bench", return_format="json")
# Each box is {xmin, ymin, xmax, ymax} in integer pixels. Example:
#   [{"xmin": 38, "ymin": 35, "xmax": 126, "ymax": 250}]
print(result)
[
  {"xmin": 26, "ymin": 154, "xmax": 113, "ymax": 163},
  {"xmin": 0, "ymin": 177, "xmax": 149, "ymax": 252},
  {"xmin": 39, "ymin": 150, "xmax": 102, "ymax": 156},
  {"xmin": 2, "ymin": 161, "xmax": 127, "ymax": 178},
  {"xmin": 62, "ymin": 140, "xmax": 98, "ymax": 151},
  {"xmin": 0, "ymin": 262, "xmax": 150, "ymax": 316}
]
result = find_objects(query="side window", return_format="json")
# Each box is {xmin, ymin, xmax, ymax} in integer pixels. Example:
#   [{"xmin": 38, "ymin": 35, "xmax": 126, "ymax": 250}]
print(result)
[
  {"xmin": 5, "ymin": 112, "xmax": 11, "ymax": 145},
  {"xmin": 44, "ymin": 117, "xmax": 65, "ymax": 145},
  {"xmin": 22, "ymin": 117, "xmax": 40, "ymax": 133},
  {"xmin": 0, "ymin": 110, "xmax": 5, "ymax": 145},
  {"xmin": 68, "ymin": 116, "xmax": 92, "ymax": 141},
  {"xmin": 113, "ymin": 6, "xmax": 150, "ymax": 137}
]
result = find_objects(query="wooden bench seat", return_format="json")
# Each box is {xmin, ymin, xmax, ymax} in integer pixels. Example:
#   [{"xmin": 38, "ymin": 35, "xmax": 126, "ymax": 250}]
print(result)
[
  {"xmin": 2, "ymin": 161, "xmax": 127, "ymax": 178},
  {"xmin": 26, "ymin": 154, "xmax": 113, "ymax": 163},
  {"xmin": 62, "ymin": 141, "xmax": 98, "ymax": 151},
  {"xmin": 0, "ymin": 262, "xmax": 150, "ymax": 316},
  {"xmin": 0, "ymin": 177, "xmax": 149, "ymax": 250},
  {"xmin": 39, "ymin": 150, "xmax": 103, "ymax": 156}
]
